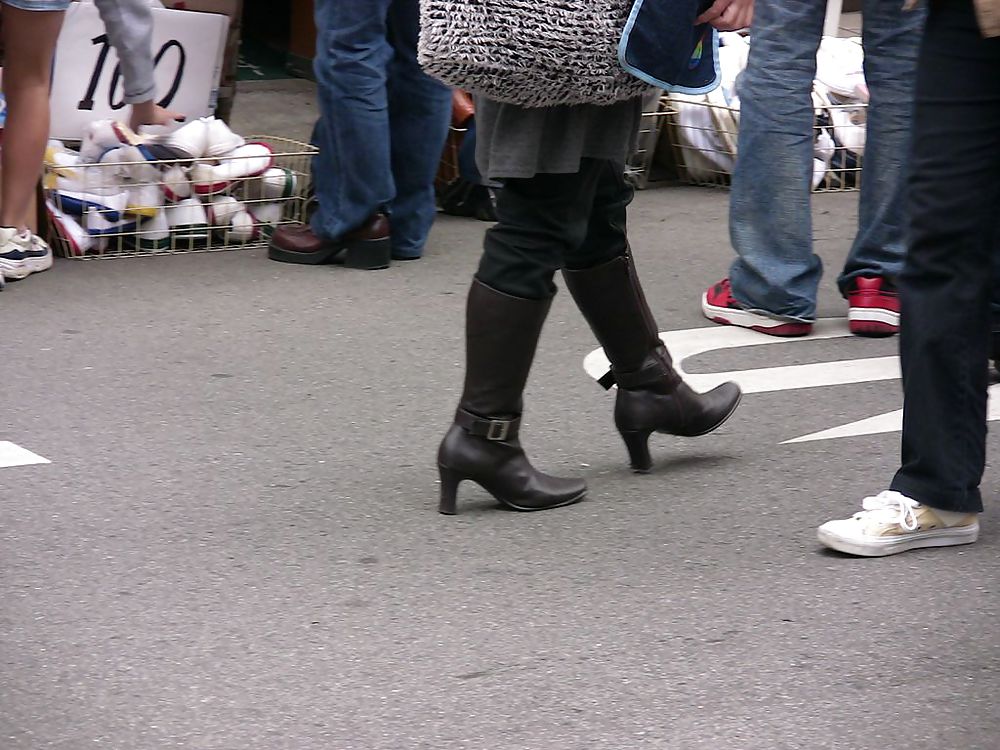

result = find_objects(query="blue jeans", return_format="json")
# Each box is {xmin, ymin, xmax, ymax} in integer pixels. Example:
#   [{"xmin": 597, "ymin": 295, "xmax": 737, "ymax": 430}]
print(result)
[
  {"xmin": 311, "ymin": 0, "xmax": 451, "ymax": 259},
  {"xmin": 728, "ymin": 0, "xmax": 925, "ymax": 321}
]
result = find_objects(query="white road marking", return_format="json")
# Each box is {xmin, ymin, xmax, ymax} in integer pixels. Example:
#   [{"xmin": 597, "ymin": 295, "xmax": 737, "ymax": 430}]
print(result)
[
  {"xmin": 783, "ymin": 409, "xmax": 903, "ymax": 444},
  {"xmin": 0, "ymin": 441, "xmax": 51, "ymax": 468},
  {"xmin": 583, "ymin": 317, "xmax": 999, "ymax": 443},
  {"xmin": 584, "ymin": 317, "xmax": 877, "ymax": 393},
  {"xmin": 784, "ymin": 385, "xmax": 1000, "ymax": 444}
]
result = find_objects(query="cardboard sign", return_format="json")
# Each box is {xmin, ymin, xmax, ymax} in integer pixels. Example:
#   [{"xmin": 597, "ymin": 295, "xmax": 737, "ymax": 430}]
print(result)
[{"xmin": 49, "ymin": 2, "xmax": 228, "ymax": 140}]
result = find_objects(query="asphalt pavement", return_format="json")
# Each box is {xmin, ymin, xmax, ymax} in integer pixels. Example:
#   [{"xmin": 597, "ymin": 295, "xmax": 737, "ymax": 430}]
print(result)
[{"xmin": 1, "ymin": 83, "xmax": 997, "ymax": 750}]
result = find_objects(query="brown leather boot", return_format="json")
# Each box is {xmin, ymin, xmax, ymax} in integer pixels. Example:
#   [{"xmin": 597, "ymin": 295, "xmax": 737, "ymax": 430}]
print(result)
[
  {"xmin": 268, "ymin": 213, "xmax": 391, "ymax": 269},
  {"xmin": 563, "ymin": 253, "xmax": 742, "ymax": 472},
  {"xmin": 437, "ymin": 280, "xmax": 587, "ymax": 514}
]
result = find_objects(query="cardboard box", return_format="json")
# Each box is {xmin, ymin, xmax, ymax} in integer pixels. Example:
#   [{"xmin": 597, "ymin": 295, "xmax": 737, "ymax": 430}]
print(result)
[
  {"xmin": 49, "ymin": 3, "xmax": 228, "ymax": 140},
  {"xmin": 165, "ymin": 0, "xmax": 243, "ymax": 122}
]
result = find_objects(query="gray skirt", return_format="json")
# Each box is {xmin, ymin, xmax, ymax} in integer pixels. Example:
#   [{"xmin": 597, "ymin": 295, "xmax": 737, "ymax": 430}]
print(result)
[{"xmin": 474, "ymin": 96, "xmax": 644, "ymax": 181}]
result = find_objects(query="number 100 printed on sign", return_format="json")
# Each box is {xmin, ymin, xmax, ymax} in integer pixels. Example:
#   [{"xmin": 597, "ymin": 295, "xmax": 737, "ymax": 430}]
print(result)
[{"xmin": 77, "ymin": 34, "xmax": 187, "ymax": 114}]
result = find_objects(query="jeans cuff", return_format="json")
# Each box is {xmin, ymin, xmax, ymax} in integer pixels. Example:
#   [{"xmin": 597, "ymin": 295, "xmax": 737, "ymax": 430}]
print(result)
[
  {"xmin": 739, "ymin": 304, "xmax": 815, "ymax": 325},
  {"xmin": 890, "ymin": 476, "xmax": 984, "ymax": 514}
]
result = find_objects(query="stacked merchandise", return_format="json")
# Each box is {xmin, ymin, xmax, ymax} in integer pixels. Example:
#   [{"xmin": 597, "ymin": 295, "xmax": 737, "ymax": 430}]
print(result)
[
  {"xmin": 668, "ymin": 33, "xmax": 868, "ymax": 190},
  {"xmin": 45, "ymin": 117, "xmax": 310, "ymax": 257}
]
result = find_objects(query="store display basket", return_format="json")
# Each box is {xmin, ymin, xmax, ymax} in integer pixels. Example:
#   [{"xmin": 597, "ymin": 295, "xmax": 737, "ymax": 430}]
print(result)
[
  {"xmin": 44, "ymin": 136, "xmax": 317, "ymax": 259},
  {"xmin": 664, "ymin": 97, "xmax": 867, "ymax": 193}
]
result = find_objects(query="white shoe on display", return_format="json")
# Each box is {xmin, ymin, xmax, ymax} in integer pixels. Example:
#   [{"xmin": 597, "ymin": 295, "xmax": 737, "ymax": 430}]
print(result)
[
  {"xmin": 248, "ymin": 202, "xmax": 284, "ymax": 238},
  {"xmin": 191, "ymin": 162, "xmax": 234, "ymax": 196},
  {"xmin": 160, "ymin": 117, "xmax": 210, "ymax": 159},
  {"xmin": 203, "ymin": 117, "xmax": 246, "ymax": 158},
  {"xmin": 46, "ymin": 200, "xmax": 96, "ymax": 257},
  {"xmin": 125, "ymin": 210, "xmax": 172, "ymax": 253},
  {"xmin": 79, "ymin": 119, "xmax": 142, "ymax": 163},
  {"xmin": 219, "ymin": 209, "xmax": 259, "ymax": 244},
  {"xmin": 125, "ymin": 183, "xmax": 166, "ymax": 219},
  {"xmin": 162, "ymin": 165, "xmax": 193, "ymax": 202},
  {"xmin": 205, "ymin": 195, "xmax": 244, "ymax": 226},
  {"xmin": 241, "ymin": 166, "xmax": 297, "ymax": 201},
  {"xmin": 165, "ymin": 198, "xmax": 210, "ymax": 241},
  {"xmin": 215, "ymin": 142, "xmax": 276, "ymax": 180},
  {"xmin": 192, "ymin": 142, "xmax": 276, "ymax": 197}
]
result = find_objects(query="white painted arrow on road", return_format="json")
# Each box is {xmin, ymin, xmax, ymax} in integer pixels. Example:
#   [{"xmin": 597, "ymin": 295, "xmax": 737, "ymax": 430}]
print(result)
[{"xmin": 0, "ymin": 441, "xmax": 51, "ymax": 468}]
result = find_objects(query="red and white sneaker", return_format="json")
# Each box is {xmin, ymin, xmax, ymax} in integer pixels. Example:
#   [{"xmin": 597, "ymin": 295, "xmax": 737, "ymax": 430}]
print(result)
[
  {"xmin": 847, "ymin": 276, "xmax": 899, "ymax": 337},
  {"xmin": 701, "ymin": 279, "xmax": 813, "ymax": 337}
]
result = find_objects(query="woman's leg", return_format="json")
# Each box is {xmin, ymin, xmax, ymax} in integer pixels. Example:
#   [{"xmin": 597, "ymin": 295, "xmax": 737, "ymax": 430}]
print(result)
[
  {"xmin": 561, "ymin": 161, "xmax": 742, "ymax": 471},
  {"xmin": 476, "ymin": 162, "xmax": 607, "ymax": 298},
  {"xmin": 0, "ymin": 6, "xmax": 65, "ymax": 229},
  {"xmin": 437, "ymin": 163, "xmax": 609, "ymax": 514}
]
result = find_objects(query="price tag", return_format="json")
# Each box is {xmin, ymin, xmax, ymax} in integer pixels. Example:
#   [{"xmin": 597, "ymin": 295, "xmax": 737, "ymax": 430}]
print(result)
[{"xmin": 49, "ymin": 2, "xmax": 228, "ymax": 140}]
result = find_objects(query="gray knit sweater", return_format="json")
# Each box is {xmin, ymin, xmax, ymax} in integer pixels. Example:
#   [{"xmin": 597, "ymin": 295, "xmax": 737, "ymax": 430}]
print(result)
[{"xmin": 418, "ymin": 0, "xmax": 648, "ymax": 108}]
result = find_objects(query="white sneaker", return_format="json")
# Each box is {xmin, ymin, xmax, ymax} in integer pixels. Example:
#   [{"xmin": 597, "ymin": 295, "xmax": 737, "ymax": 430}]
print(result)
[
  {"xmin": 159, "ymin": 117, "xmax": 209, "ymax": 160},
  {"xmin": 241, "ymin": 166, "xmax": 297, "ymax": 201},
  {"xmin": 0, "ymin": 227, "xmax": 54, "ymax": 280},
  {"xmin": 817, "ymin": 490, "xmax": 979, "ymax": 557},
  {"xmin": 165, "ymin": 197, "xmax": 210, "ymax": 241},
  {"xmin": 203, "ymin": 116, "xmax": 246, "ymax": 158},
  {"xmin": 162, "ymin": 165, "xmax": 192, "ymax": 203},
  {"xmin": 47, "ymin": 200, "xmax": 96, "ymax": 257},
  {"xmin": 79, "ymin": 119, "xmax": 141, "ymax": 163}
]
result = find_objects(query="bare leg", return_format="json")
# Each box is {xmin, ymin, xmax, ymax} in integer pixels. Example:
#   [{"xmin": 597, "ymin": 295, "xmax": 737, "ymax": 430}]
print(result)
[{"xmin": 0, "ymin": 6, "xmax": 65, "ymax": 230}]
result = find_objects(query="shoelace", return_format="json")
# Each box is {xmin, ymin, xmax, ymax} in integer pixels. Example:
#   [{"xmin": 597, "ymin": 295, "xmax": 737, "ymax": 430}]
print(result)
[{"xmin": 855, "ymin": 490, "xmax": 920, "ymax": 531}]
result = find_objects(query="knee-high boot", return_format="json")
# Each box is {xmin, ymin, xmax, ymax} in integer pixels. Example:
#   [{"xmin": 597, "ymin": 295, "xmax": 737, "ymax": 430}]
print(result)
[
  {"xmin": 437, "ymin": 279, "xmax": 588, "ymax": 514},
  {"xmin": 563, "ymin": 253, "xmax": 742, "ymax": 472}
]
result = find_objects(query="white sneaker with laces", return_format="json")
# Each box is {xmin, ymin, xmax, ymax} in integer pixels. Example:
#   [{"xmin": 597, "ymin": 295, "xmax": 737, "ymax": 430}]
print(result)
[
  {"xmin": 0, "ymin": 227, "xmax": 54, "ymax": 280},
  {"xmin": 817, "ymin": 490, "xmax": 979, "ymax": 557}
]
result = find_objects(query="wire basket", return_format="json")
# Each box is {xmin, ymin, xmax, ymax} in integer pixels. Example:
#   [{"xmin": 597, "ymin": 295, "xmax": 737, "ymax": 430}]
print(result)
[
  {"xmin": 664, "ymin": 96, "xmax": 866, "ymax": 192},
  {"xmin": 44, "ymin": 135, "xmax": 317, "ymax": 259},
  {"xmin": 626, "ymin": 94, "xmax": 676, "ymax": 189}
]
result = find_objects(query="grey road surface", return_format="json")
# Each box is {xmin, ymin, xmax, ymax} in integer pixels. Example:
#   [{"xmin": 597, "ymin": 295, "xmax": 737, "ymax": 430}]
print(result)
[{"xmin": 1, "ymin": 83, "xmax": 996, "ymax": 750}]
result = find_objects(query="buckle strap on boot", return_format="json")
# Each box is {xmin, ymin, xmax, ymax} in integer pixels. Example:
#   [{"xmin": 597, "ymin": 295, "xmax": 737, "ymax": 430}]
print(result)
[
  {"xmin": 597, "ymin": 347, "xmax": 681, "ymax": 391},
  {"xmin": 597, "ymin": 369, "xmax": 618, "ymax": 390},
  {"xmin": 454, "ymin": 409, "xmax": 520, "ymax": 441}
]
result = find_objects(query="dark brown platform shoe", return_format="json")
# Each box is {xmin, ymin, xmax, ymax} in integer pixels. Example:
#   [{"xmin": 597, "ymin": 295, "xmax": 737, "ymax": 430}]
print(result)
[{"xmin": 268, "ymin": 213, "xmax": 391, "ymax": 270}]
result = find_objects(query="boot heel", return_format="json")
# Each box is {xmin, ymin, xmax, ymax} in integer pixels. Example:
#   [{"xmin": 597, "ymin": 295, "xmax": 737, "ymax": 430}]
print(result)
[
  {"xmin": 620, "ymin": 430, "xmax": 653, "ymax": 473},
  {"xmin": 438, "ymin": 465, "xmax": 463, "ymax": 515},
  {"xmin": 344, "ymin": 236, "xmax": 391, "ymax": 270}
]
